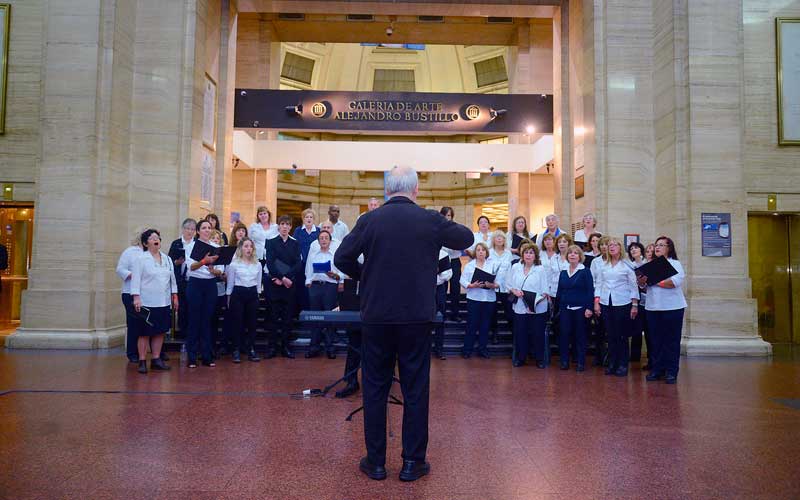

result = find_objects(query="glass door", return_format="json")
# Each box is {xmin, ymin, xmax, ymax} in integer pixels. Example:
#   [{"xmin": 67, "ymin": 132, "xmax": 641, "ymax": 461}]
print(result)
[{"xmin": 0, "ymin": 204, "xmax": 34, "ymax": 331}]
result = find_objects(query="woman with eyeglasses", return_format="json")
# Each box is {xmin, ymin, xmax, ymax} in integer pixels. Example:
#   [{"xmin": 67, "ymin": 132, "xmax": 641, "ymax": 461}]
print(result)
[{"xmin": 639, "ymin": 236, "xmax": 687, "ymax": 384}]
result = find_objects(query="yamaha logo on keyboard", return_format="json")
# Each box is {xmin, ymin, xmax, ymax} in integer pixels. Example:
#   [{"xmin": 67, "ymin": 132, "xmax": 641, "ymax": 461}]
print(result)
[{"xmin": 307, "ymin": 315, "xmax": 325, "ymax": 321}]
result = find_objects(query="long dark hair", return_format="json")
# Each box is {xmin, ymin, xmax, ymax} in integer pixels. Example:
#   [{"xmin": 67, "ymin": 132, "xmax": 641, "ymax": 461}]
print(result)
[
  {"xmin": 440, "ymin": 206, "xmax": 454, "ymax": 218},
  {"xmin": 511, "ymin": 216, "xmax": 530, "ymax": 238},
  {"xmin": 655, "ymin": 236, "xmax": 679, "ymax": 260}
]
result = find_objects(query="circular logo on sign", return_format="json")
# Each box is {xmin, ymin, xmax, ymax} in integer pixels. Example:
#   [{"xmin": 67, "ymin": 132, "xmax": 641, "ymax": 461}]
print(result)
[
  {"xmin": 465, "ymin": 105, "xmax": 481, "ymax": 120},
  {"xmin": 311, "ymin": 102, "xmax": 327, "ymax": 118}
]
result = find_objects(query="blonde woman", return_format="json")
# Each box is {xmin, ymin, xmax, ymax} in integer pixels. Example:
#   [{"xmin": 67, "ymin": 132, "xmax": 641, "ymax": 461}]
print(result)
[
  {"xmin": 225, "ymin": 237, "xmax": 263, "ymax": 363},
  {"xmin": 554, "ymin": 245, "xmax": 594, "ymax": 371},
  {"xmin": 489, "ymin": 230, "xmax": 515, "ymax": 343},
  {"xmin": 459, "ymin": 242, "xmax": 501, "ymax": 358},
  {"xmin": 593, "ymin": 236, "xmax": 639, "ymax": 377}
]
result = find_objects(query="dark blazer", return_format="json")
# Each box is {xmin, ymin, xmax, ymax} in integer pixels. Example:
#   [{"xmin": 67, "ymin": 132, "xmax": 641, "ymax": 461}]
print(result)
[
  {"xmin": 167, "ymin": 238, "xmax": 186, "ymax": 283},
  {"xmin": 556, "ymin": 267, "xmax": 594, "ymax": 311},
  {"xmin": 265, "ymin": 235, "xmax": 302, "ymax": 282},
  {"xmin": 335, "ymin": 196, "xmax": 473, "ymax": 324}
]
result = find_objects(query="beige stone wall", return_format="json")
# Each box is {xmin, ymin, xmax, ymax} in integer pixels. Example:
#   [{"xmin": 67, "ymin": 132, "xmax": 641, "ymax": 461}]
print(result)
[
  {"xmin": 743, "ymin": 0, "xmax": 800, "ymax": 211},
  {"xmin": 0, "ymin": 0, "xmax": 45, "ymax": 202}
]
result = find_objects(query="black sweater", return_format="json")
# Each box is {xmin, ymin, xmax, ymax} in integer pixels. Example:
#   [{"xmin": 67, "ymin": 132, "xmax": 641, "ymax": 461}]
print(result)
[{"xmin": 556, "ymin": 267, "xmax": 594, "ymax": 311}]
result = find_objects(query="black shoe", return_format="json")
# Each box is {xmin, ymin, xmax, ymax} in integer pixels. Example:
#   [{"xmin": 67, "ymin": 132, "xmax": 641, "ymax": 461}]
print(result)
[
  {"xmin": 281, "ymin": 346, "xmax": 295, "ymax": 359},
  {"xmin": 664, "ymin": 374, "xmax": 677, "ymax": 384},
  {"xmin": 462, "ymin": 353, "xmax": 472, "ymax": 359},
  {"xmin": 512, "ymin": 360, "xmax": 524, "ymax": 367},
  {"xmin": 160, "ymin": 352, "xmax": 170, "ymax": 362},
  {"xmin": 201, "ymin": 359, "xmax": 216, "ymax": 367},
  {"xmin": 575, "ymin": 364, "xmax": 585, "ymax": 372},
  {"xmin": 605, "ymin": 367, "xmax": 615, "ymax": 375},
  {"xmin": 642, "ymin": 364, "xmax": 651, "ymax": 371},
  {"xmin": 217, "ymin": 346, "xmax": 228, "ymax": 357},
  {"xmin": 439, "ymin": 352, "xmax": 446, "ymax": 360},
  {"xmin": 335, "ymin": 382, "xmax": 360, "ymax": 399},
  {"xmin": 536, "ymin": 361, "xmax": 546, "ymax": 369},
  {"xmin": 232, "ymin": 351, "xmax": 241, "ymax": 363},
  {"xmin": 359, "ymin": 457, "xmax": 387, "ymax": 481},
  {"xmin": 137, "ymin": 360, "xmax": 148, "ymax": 374},
  {"xmin": 615, "ymin": 367, "xmax": 628, "ymax": 377},
  {"xmin": 399, "ymin": 460, "xmax": 430, "ymax": 482},
  {"xmin": 593, "ymin": 357, "xmax": 603, "ymax": 366},
  {"xmin": 128, "ymin": 355, "xmax": 139, "ymax": 363},
  {"xmin": 560, "ymin": 363, "xmax": 569, "ymax": 370},
  {"xmin": 478, "ymin": 350, "xmax": 491, "ymax": 359},
  {"xmin": 188, "ymin": 357, "xmax": 198, "ymax": 368},
  {"xmin": 150, "ymin": 358, "xmax": 170, "ymax": 371},
  {"xmin": 264, "ymin": 349, "xmax": 277, "ymax": 359},
  {"xmin": 326, "ymin": 351, "xmax": 337, "ymax": 360},
  {"xmin": 248, "ymin": 349, "xmax": 261, "ymax": 362},
  {"xmin": 305, "ymin": 349, "xmax": 320, "ymax": 359},
  {"xmin": 646, "ymin": 372, "xmax": 663, "ymax": 382}
]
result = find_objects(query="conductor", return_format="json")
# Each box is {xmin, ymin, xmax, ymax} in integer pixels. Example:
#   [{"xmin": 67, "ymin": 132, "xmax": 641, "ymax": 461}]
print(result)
[{"xmin": 335, "ymin": 166, "xmax": 473, "ymax": 482}]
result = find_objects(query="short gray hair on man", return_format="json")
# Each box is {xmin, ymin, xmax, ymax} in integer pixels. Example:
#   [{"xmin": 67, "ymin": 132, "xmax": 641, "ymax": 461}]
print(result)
[{"xmin": 385, "ymin": 165, "xmax": 418, "ymax": 196}]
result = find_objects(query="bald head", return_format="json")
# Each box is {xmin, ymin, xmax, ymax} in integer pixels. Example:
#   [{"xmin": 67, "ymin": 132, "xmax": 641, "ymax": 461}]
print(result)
[{"xmin": 385, "ymin": 165, "xmax": 419, "ymax": 200}]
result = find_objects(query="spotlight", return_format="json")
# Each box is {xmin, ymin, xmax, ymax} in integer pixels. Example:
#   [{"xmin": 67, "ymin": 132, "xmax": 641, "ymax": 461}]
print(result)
[
  {"xmin": 489, "ymin": 108, "xmax": 507, "ymax": 121},
  {"xmin": 252, "ymin": 120, "xmax": 260, "ymax": 127},
  {"xmin": 525, "ymin": 125, "xmax": 535, "ymax": 135},
  {"xmin": 285, "ymin": 104, "xmax": 303, "ymax": 116},
  {"xmin": 240, "ymin": 90, "xmax": 247, "ymax": 96}
]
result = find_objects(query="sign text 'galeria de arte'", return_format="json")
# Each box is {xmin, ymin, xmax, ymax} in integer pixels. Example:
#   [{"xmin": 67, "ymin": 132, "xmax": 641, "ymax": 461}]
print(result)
[{"xmin": 234, "ymin": 89, "xmax": 553, "ymax": 134}]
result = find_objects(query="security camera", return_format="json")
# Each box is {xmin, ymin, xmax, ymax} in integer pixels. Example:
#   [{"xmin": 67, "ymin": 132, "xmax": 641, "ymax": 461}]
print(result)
[
  {"xmin": 386, "ymin": 25, "xmax": 393, "ymax": 36},
  {"xmin": 489, "ymin": 166, "xmax": 495, "ymax": 173},
  {"xmin": 240, "ymin": 90, "xmax": 247, "ymax": 96}
]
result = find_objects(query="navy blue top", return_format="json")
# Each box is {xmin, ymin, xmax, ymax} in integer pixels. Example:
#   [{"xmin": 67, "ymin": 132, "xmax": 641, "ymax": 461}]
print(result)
[
  {"xmin": 556, "ymin": 267, "xmax": 594, "ymax": 311},
  {"xmin": 292, "ymin": 225, "xmax": 320, "ymax": 262}
]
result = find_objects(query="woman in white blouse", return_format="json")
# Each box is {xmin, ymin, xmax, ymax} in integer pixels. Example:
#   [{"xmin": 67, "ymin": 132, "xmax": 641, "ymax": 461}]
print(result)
[
  {"xmin": 573, "ymin": 212, "xmax": 600, "ymax": 247},
  {"xmin": 489, "ymin": 230, "xmax": 515, "ymax": 343},
  {"xmin": 466, "ymin": 215, "xmax": 493, "ymax": 259},
  {"xmin": 225, "ymin": 237, "xmax": 263, "ymax": 363},
  {"xmin": 508, "ymin": 215, "xmax": 535, "ymax": 257},
  {"xmin": 185, "ymin": 219, "xmax": 224, "ymax": 368},
  {"xmin": 459, "ymin": 243, "xmax": 501, "ymax": 359},
  {"xmin": 508, "ymin": 243, "xmax": 550, "ymax": 368},
  {"xmin": 640, "ymin": 236, "xmax": 687, "ymax": 385},
  {"xmin": 249, "ymin": 205, "xmax": 278, "ymax": 262},
  {"xmin": 116, "ymin": 228, "xmax": 145, "ymax": 363},
  {"xmin": 593, "ymin": 236, "xmax": 639, "ymax": 377},
  {"xmin": 538, "ymin": 233, "xmax": 559, "ymax": 297},
  {"xmin": 625, "ymin": 242, "xmax": 650, "ymax": 368},
  {"xmin": 304, "ymin": 230, "xmax": 343, "ymax": 359},
  {"xmin": 130, "ymin": 229, "xmax": 178, "ymax": 374}
]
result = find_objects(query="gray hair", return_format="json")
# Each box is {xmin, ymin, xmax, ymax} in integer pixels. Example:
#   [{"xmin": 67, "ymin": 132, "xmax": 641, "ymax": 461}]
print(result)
[
  {"xmin": 385, "ymin": 166, "xmax": 418, "ymax": 196},
  {"xmin": 582, "ymin": 212, "xmax": 597, "ymax": 225},
  {"xmin": 545, "ymin": 213, "xmax": 559, "ymax": 223}
]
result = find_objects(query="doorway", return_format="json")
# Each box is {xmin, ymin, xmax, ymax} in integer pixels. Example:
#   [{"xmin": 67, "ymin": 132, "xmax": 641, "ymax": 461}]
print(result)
[
  {"xmin": 747, "ymin": 213, "xmax": 800, "ymax": 345},
  {"xmin": 0, "ymin": 203, "xmax": 34, "ymax": 334}
]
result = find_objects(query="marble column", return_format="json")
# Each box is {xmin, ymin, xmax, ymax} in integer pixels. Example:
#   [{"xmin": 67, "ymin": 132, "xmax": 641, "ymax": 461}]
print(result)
[{"xmin": 553, "ymin": 1, "xmax": 573, "ymax": 226}]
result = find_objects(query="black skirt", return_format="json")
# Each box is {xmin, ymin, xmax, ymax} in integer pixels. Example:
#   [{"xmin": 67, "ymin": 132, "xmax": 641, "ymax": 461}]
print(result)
[{"xmin": 141, "ymin": 306, "xmax": 171, "ymax": 336}]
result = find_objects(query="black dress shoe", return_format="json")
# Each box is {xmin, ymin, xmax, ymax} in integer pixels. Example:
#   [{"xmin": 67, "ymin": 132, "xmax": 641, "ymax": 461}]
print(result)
[
  {"xmin": 664, "ymin": 374, "xmax": 677, "ymax": 384},
  {"xmin": 439, "ymin": 352, "xmax": 446, "ymax": 360},
  {"xmin": 128, "ymin": 355, "xmax": 139, "ymax": 363},
  {"xmin": 335, "ymin": 382, "xmax": 360, "ymax": 399},
  {"xmin": 359, "ymin": 457, "xmax": 387, "ymax": 481},
  {"xmin": 264, "ymin": 349, "xmax": 277, "ymax": 360},
  {"xmin": 232, "ymin": 351, "xmax": 241, "ymax": 363},
  {"xmin": 615, "ymin": 367, "xmax": 628, "ymax": 377},
  {"xmin": 646, "ymin": 372, "xmax": 663, "ymax": 382},
  {"xmin": 604, "ymin": 367, "xmax": 615, "ymax": 375},
  {"xmin": 536, "ymin": 361, "xmax": 546, "ymax": 369},
  {"xmin": 137, "ymin": 360, "xmax": 148, "ymax": 374},
  {"xmin": 512, "ymin": 360, "xmax": 524, "ymax": 367},
  {"xmin": 462, "ymin": 353, "xmax": 472, "ymax": 359},
  {"xmin": 281, "ymin": 346, "xmax": 295, "ymax": 359},
  {"xmin": 399, "ymin": 460, "xmax": 430, "ymax": 482},
  {"xmin": 575, "ymin": 364, "xmax": 585, "ymax": 372},
  {"xmin": 560, "ymin": 363, "xmax": 569, "ymax": 370},
  {"xmin": 150, "ymin": 358, "xmax": 170, "ymax": 371},
  {"xmin": 326, "ymin": 351, "xmax": 337, "ymax": 360},
  {"xmin": 160, "ymin": 352, "xmax": 170, "ymax": 362},
  {"xmin": 478, "ymin": 350, "xmax": 491, "ymax": 359},
  {"xmin": 248, "ymin": 349, "xmax": 261, "ymax": 362},
  {"xmin": 201, "ymin": 359, "xmax": 216, "ymax": 367},
  {"xmin": 642, "ymin": 364, "xmax": 651, "ymax": 371},
  {"xmin": 305, "ymin": 349, "xmax": 320, "ymax": 359}
]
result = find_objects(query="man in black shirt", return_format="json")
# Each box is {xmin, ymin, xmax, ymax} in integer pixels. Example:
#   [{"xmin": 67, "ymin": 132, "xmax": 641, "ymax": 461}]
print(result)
[{"xmin": 265, "ymin": 215, "xmax": 302, "ymax": 358}]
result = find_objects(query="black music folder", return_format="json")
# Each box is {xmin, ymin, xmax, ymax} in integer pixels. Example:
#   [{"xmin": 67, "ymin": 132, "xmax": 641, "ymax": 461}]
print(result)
[
  {"xmin": 522, "ymin": 291, "xmax": 538, "ymax": 311},
  {"xmin": 339, "ymin": 279, "xmax": 360, "ymax": 311},
  {"xmin": 634, "ymin": 256, "xmax": 678, "ymax": 286},
  {"xmin": 438, "ymin": 256, "xmax": 450, "ymax": 274},
  {"xmin": 168, "ymin": 245, "xmax": 184, "ymax": 261},
  {"xmin": 189, "ymin": 240, "xmax": 235, "ymax": 265},
  {"xmin": 128, "ymin": 306, "xmax": 154, "ymax": 326},
  {"xmin": 511, "ymin": 233, "xmax": 525, "ymax": 250},
  {"xmin": 272, "ymin": 258, "xmax": 292, "ymax": 277},
  {"xmin": 471, "ymin": 267, "xmax": 496, "ymax": 284}
]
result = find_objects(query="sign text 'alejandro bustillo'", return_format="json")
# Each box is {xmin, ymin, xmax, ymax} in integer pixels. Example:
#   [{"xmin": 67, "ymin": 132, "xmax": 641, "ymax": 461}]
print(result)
[{"xmin": 235, "ymin": 89, "xmax": 553, "ymax": 134}]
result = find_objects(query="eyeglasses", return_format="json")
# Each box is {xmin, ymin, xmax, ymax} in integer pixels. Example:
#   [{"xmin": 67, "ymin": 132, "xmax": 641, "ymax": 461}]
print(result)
[{"xmin": 655, "ymin": 243, "xmax": 668, "ymax": 248}]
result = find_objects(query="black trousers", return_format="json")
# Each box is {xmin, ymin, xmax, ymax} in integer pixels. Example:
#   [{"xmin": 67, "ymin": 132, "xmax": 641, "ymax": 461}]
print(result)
[
  {"xmin": 211, "ymin": 293, "xmax": 226, "ymax": 349},
  {"xmin": 647, "ymin": 308, "xmax": 685, "ymax": 377},
  {"xmin": 308, "ymin": 281, "xmax": 339, "ymax": 353},
  {"xmin": 176, "ymin": 278, "xmax": 189, "ymax": 337},
  {"xmin": 433, "ymin": 283, "xmax": 447, "ymax": 352},
  {"xmin": 121, "ymin": 293, "xmax": 142, "ymax": 359},
  {"xmin": 447, "ymin": 258, "xmax": 462, "ymax": 320},
  {"xmin": 362, "ymin": 322, "xmax": 431, "ymax": 465},
  {"xmin": 227, "ymin": 286, "xmax": 259, "ymax": 353},
  {"xmin": 629, "ymin": 307, "xmax": 650, "ymax": 363},
  {"xmin": 512, "ymin": 312, "xmax": 547, "ymax": 364},
  {"xmin": 559, "ymin": 307, "xmax": 588, "ymax": 367},
  {"xmin": 492, "ymin": 292, "xmax": 514, "ymax": 335},
  {"xmin": 343, "ymin": 328, "xmax": 362, "ymax": 385},
  {"xmin": 601, "ymin": 299, "xmax": 632, "ymax": 370},
  {"xmin": 269, "ymin": 283, "xmax": 296, "ymax": 349},
  {"xmin": 186, "ymin": 277, "xmax": 217, "ymax": 362}
]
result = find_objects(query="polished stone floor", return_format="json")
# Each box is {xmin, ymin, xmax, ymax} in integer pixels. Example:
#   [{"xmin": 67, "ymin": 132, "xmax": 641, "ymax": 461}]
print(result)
[{"xmin": 0, "ymin": 347, "xmax": 798, "ymax": 500}]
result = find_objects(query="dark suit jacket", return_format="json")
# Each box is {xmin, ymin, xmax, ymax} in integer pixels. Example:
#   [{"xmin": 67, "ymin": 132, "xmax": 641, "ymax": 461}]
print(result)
[
  {"xmin": 335, "ymin": 196, "xmax": 473, "ymax": 324},
  {"xmin": 265, "ymin": 235, "xmax": 302, "ymax": 282}
]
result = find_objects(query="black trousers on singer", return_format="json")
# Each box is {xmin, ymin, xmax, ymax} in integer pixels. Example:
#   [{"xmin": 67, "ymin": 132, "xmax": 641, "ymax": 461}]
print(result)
[
  {"xmin": 227, "ymin": 285, "xmax": 259, "ymax": 353},
  {"xmin": 362, "ymin": 322, "xmax": 431, "ymax": 466}
]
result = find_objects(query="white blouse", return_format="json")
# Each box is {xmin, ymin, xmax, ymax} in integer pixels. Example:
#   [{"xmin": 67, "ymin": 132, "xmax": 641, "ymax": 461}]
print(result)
[
  {"xmin": 539, "ymin": 250, "xmax": 560, "ymax": 296},
  {"xmin": 442, "ymin": 246, "xmax": 462, "ymax": 260},
  {"xmin": 489, "ymin": 248, "xmax": 514, "ymax": 293},
  {"xmin": 186, "ymin": 240, "xmax": 224, "ymax": 280},
  {"xmin": 249, "ymin": 222, "xmax": 279, "ymax": 260},
  {"xmin": 437, "ymin": 249, "xmax": 454, "ymax": 286},
  {"xmin": 459, "ymin": 257, "xmax": 503, "ymax": 303},
  {"xmin": 225, "ymin": 259, "xmax": 263, "ymax": 295},
  {"xmin": 573, "ymin": 229, "xmax": 601, "ymax": 244},
  {"xmin": 645, "ymin": 258, "xmax": 687, "ymax": 311},
  {"xmin": 507, "ymin": 262, "xmax": 549, "ymax": 315},
  {"xmin": 305, "ymin": 247, "xmax": 343, "ymax": 285},
  {"xmin": 469, "ymin": 231, "xmax": 492, "ymax": 254},
  {"xmin": 116, "ymin": 245, "xmax": 142, "ymax": 294},
  {"xmin": 131, "ymin": 251, "xmax": 177, "ymax": 307},
  {"xmin": 594, "ymin": 259, "xmax": 639, "ymax": 306}
]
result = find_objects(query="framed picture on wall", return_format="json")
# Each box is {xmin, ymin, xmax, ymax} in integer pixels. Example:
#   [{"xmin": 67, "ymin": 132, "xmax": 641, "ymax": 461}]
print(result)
[
  {"xmin": 202, "ymin": 73, "xmax": 217, "ymax": 150},
  {"xmin": 574, "ymin": 175, "xmax": 585, "ymax": 199},
  {"xmin": 624, "ymin": 233, "xmax": 640, "ymax": 249},
  {"xmin": 776, "ymin": 18, "xmax": 800, "ymax": 145},
  {"xmin": 0, "ymin": 4, "xmax": 11, "ymax": 135},
  {"xmin": 201, "ymin": 148, "xmax": 215, "ymax": 206}
]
